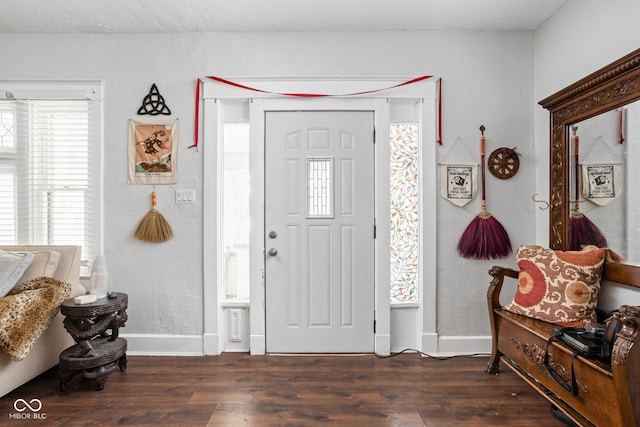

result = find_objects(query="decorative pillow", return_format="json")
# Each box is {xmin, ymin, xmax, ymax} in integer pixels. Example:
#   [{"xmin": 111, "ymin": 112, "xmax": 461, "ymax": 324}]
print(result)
[
  {"xmin": 0, "ymin": 251, "xmax": 34, "ymax": 298},
  {"xmin": 16, "ymin": 250, "xmax": 60, "ymax": 283},
  {"xmin": 504, "ymin": 245, "xmax": 606, "ymax": 327}
]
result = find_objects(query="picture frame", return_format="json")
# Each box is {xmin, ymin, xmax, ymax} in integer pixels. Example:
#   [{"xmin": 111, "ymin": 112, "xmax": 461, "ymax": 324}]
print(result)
[{"xmin": 128, "ymin": 118, "xmax": 179, "ymax": 184}]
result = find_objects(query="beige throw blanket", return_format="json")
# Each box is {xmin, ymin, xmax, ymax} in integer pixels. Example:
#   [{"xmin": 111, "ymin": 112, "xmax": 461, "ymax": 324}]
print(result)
[{"xmin": 0, "ymin": 277, "xmax": 71, "ymax": 361}]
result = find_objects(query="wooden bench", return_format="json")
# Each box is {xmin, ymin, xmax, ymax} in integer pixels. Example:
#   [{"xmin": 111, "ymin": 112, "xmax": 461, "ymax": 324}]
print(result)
[{"xmin": 486, "ymin": 262, "xmax": 640, "ymax": 427}]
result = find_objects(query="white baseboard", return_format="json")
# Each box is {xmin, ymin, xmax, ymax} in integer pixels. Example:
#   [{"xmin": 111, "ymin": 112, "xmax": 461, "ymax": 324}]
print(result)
[
  {"xmin": 434, "ymin": 335, "xmax": 492, "ymax": 357},
  {"xmin": 121, "ymin": 334, "xmax": 204, "ymax": 356},
  {"xmin": 249, "ymin": 334, "xmax": 266, "ymax": 355},
  {"xmin": 203, "ymin": 333, "xmax": 221, "ymax": 355},
  {"xmin": 120, "ymin": 333, "xmax": 492, "ymax": 357},
  {"xmin": 375, "ymin": 333, "xmax": 391, "ymax": 356},
  {"xmin": 420, "ymin": 332, "xmax": 438, "ymax": 354}
]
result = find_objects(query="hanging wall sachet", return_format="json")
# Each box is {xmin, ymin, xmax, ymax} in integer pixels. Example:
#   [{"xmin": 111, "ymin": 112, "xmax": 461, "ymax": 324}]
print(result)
[
  {"xmin": 581, "ymin": 136, "xmax": 623, "ymax": 207},
  {"xmin": 439, "ymin": 137, "xmax": 478, "ymax": 207}
]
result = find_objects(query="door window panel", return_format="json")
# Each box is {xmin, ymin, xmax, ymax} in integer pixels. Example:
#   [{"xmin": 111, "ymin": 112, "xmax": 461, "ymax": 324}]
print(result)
[{"xmin": 307, "ymin": 157, "xmax": 334, "ymax": 218}]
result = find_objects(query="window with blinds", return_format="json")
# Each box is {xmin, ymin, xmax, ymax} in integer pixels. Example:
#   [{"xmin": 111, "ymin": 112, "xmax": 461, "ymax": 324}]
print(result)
[{"xmin": 0, "ymin": 82, "xmax": 103, "ymax": 270}]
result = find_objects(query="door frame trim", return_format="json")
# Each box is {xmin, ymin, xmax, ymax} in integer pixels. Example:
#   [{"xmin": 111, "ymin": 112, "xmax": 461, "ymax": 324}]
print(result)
[{"xmin": 201, "ymin": 77, "xmax": 439, "ymax": 356}]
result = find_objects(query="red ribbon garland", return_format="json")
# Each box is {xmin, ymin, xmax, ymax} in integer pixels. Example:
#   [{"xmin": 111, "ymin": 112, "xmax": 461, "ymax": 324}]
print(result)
[
  {"xmin": 437, "ymin": 79, "xmax": 442, "ymax": 146},
  {"xmin": 618, "ymin": 108, "xmax": 625, "ymax": 144},
  {"xmin": 192, "ymin": 75, "xmax": 442, "ymax": 148},
  {"xmin": 189, "ymin": 78, "xmax": 201, "ymax": 149}
]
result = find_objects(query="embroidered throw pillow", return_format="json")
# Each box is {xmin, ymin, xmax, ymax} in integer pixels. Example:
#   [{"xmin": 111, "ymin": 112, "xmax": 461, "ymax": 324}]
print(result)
[{"xmin": 504, "ymin": 245, "xmax": 606, "ymax": 327}]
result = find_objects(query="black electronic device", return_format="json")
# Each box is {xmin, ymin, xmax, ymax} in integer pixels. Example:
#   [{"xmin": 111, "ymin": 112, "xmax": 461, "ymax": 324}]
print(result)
[{"xmin": 557, "ymin": 328, "xmax": 610, "ymax": 359}]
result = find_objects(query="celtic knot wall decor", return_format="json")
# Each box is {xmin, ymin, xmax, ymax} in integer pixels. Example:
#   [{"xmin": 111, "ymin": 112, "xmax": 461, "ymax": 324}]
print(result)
[{"xmin": 137, "ymin": 83, "xmax": 171, "ymax": 115}]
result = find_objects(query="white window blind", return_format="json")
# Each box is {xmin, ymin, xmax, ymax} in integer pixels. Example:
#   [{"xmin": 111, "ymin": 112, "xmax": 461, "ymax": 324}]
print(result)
[
  {"xmin": 0, "ymin": 101, "xmax": 17, "ymax": 242},
  {"xmin": 0, "ymin": 82, "xmax": 102, "ymax": 269}
]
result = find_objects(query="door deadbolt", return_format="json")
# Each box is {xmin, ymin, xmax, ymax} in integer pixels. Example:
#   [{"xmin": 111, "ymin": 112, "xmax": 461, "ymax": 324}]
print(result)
[
  {"xmin": 268, "ymin": 248, "xmax": 278, "ymax": 256},
  {"xmin": 268, "ymin": 231, "xmax": 277, "ymax": 239}
]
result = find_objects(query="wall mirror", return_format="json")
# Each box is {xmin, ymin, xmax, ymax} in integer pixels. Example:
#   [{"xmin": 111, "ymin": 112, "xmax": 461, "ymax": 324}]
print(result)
[{"xmin": 539, "ymin": 48, "xmax": 640, "ymax": 281}]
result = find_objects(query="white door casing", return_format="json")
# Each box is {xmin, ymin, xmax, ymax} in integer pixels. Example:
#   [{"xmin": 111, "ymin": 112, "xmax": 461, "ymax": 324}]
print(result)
[
  {"xmin": 201, "ymin": 78, "xmax": 439, "ymax": 356},
  {"xmin": 264, "ymin": 111, "xmax": 375, "ymax": 353}
]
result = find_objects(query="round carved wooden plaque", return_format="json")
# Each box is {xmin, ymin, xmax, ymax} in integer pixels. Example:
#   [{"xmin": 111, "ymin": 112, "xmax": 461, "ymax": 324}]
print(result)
[{"xmin": 488, "ymin": 147, "xmax": 519, "ymax": 179}]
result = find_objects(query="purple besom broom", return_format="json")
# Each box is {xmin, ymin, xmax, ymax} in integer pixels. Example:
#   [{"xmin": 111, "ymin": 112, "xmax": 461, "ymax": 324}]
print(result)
[
  {"xmin": 569, "ymin": 126, "xmax": 607, "ymax": 251},
  {"xmin": 457, "ymin": 126, "xmax": 512, "ymax": 260}
]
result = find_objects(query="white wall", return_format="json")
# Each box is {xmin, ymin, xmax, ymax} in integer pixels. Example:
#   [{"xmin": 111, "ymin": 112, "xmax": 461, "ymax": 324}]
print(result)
[
  {"xmin": 533, "ymin": 0, "xmax": 640, "ymax": 245},
  {"xmin": 0, "ymin": 29, "xmax": 537, "ymax": 352}
]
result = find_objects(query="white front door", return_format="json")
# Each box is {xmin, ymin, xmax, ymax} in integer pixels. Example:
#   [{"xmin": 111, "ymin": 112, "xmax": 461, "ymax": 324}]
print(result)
[{"xmin": 265, "ymin": 110, "xmax": 375, "ymax": 353}]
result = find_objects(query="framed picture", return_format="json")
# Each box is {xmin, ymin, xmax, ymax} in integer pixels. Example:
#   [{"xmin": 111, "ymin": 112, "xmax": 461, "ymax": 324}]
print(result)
[{"xmin": 128, "ymin": 118, "xmax": 179, "ymax": 184}]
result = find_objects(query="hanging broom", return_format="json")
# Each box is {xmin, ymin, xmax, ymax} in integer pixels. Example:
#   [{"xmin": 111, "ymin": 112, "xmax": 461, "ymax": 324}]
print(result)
[
  {"xmin": 569, "ymin": 126, "xmax": 607, "ymax": 250},
  {"xmin": 457, "ymin": 125, "xmax": 512, "ymax": 259},
  {"xmin": 134, "ymin": 190, "xmax": 173, "ymax": 243}
]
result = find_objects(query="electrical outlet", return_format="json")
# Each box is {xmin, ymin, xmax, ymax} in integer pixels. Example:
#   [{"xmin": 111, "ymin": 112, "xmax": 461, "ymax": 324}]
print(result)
[{"xmin": 175, "ymin": 189, "xmax": 195, "ymax": 204}]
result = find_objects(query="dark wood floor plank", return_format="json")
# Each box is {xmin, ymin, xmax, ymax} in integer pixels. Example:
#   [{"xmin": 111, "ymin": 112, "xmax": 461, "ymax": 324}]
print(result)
[{"xmin": 0, "ymin": 353, "xmax": 566, "ymax": 426}]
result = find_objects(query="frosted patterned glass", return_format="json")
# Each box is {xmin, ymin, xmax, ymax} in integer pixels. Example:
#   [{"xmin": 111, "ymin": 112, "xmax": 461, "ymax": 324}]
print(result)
[
  {"xmin": 390, "ymin": 123, "xmax": 419, "ymax": 304},
  {"xmin": 307, "ymin": 157, "xmax": 333, "ymax": 218},
  {"xmin": 222, "ymin": 123, "xmax": 250, "ymax": 301}
]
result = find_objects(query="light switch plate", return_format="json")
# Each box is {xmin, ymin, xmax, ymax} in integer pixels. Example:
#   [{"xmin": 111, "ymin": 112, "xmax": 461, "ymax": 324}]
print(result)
[{"xmin": 175, "ymin": 189, "xmax": 195, "ymax": 204}]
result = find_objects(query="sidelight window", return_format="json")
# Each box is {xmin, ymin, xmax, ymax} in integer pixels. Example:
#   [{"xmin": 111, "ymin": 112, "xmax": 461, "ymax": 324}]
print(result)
[
  {"xmin": 221, "ymin": 122, "xmax": 250, "ymax": 301},
  {"xmin": 390, "ymin": 123, "xmax": 419, "ymax": 304}
]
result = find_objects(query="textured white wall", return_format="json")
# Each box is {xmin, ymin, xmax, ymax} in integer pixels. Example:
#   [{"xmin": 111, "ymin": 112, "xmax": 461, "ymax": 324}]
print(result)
[
  {"xmin": 533, "ymin": 0, "xmax": 640, "ymax": 246},
  {"xmin": 0, "ymin": 30, "xmax": 537, "ymax": 344}
]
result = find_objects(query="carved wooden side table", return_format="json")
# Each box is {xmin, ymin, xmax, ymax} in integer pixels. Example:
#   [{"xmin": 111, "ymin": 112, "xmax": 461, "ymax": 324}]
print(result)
[{"xmin": 59, "ymin": 292, "xmax": 128, "ymax": 391}]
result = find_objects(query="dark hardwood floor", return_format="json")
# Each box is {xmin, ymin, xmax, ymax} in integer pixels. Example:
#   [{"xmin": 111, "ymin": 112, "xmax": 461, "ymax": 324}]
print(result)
[{"xmin": 1, "ymin": 353, "xmax": 566, "ymax": 426}]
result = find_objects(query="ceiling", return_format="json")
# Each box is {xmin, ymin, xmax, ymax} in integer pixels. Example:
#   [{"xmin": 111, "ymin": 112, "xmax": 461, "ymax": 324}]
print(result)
[{"xmin": 0, "ymin": 0, "xmax": 568, "ymax": 33}]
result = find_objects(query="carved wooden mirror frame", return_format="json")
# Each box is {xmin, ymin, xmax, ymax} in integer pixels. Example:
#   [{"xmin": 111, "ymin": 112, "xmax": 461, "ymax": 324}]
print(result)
[{"xmin": 539, "ymin": 48, "xmax": 640, "ymax": 282}]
